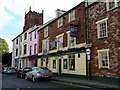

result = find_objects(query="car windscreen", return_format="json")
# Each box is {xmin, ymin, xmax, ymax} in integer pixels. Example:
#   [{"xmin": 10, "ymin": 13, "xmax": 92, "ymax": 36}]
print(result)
[
  {"xmin": 40, "ymin": 67, "xmax": 49, "ymax": 70},
  {"xmin": 23, "ymin": 68, "xmax": 31, "ymax": 71}
]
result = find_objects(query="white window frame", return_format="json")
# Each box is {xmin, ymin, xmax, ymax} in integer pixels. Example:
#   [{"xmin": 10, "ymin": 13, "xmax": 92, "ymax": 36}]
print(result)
[
  {"xmin": 97, "ymin": 49, "xmax": 110, "ymax": 69},
  {"xmin": 42, "ymin": 39, "xmax": 49, "ymax": 54},
  {"xmin": 58, "ymin": 17, "xmax": 63, "ymax": 28},
  {"xmin": 56, "ymin": 33, "xmax": 64, "ymax": 50},
  {"xmin": 96, "ymin": 18, "xmax": 108, "ymax": 39},
  {"xmin": 69, "ymin": 10, "xmax": 75, "ymax": 22},
  {"xmin": 44, "ymin": 27, "xmax": 48, "ymax": 38},
  {"xmin": 106, "ymin": 0, "xmax": 118, "ymax": 11},
  {"xmin": 66, "ymin": 31, "xmax": 76, "ymax": 48}
]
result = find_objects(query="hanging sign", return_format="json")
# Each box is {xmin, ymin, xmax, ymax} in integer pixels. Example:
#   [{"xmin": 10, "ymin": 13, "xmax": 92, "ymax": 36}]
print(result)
[
  {"xmin": 50, "ymin": 41, "xmax": 56, "ymax": 49},
  {"xmin": 70, "ymin": 28, "xmax": 78, "ymax": 37}
]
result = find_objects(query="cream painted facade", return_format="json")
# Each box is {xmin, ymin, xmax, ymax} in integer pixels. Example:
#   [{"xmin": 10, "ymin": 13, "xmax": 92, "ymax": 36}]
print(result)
[{"xmin": 38, "ymin": 43, "xmax": 87, "ymax": 76}]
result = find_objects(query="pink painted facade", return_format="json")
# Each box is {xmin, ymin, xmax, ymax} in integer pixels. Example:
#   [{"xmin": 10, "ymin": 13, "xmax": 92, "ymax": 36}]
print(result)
[{"xmin": 28, "ymin": 26, "xmax": 39, "ymax": 67}]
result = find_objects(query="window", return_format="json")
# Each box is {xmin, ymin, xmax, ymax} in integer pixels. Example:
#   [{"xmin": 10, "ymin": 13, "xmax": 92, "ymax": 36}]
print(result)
[
  {"xmin": 30, "ymin": 46, "xmax": 32, "ymax": 55},
  {"xmin": 70, "ymin": 36, "xmax": 76, "ymax": 47},
  {"xmin": 20, "ymin": 36, "xmax": 22, "ymax": 42},
  {"xmin": 16, "ymin": 39, "xmax": 18, "ymax": 44},
  {"xmin": 34, "ymin": 31, "xmax": 37, "ymax": 39},
  {"xmin": 44, "ymin": 27, "xmax": 48, "ymax": 38},
  {"xmin": 53, "ymin": 60, "xmax": 56, "ymax": 69},
  {"xmin": 42, "ymin": 40, "xmax": 49, "ymax": 55},
  {"xmin": 20, "ymin": 46, "xmax": 22, "ymax": 56},
  {"xmin": 24, "ymin": 44, "xmax": 27, "ymax": 54},
  {"xmin": 16, "ymin": 48, "xmax": 18, "ymax": 56},
  {"xmin": 63, "ymin": 59, "xmax": 67, "ymax": 69},
  {"xmin": 30, "ymin": 33, "xmax": 32, "ymax": 41},
  {"xmin": 69, "ymin": 55, "xmax": 75, "ymax": 70},
  {"xmin": 69, "ymin": 10, "xmax": 75, "ymax": 22},
  {"xmin": 24, "ymin": 33, "xmax": 27, "ymax": 40},
  {"xmin": 57, "ymin": 36, "xmax": 63, "ymax": 50},
  {"xmin": 41, "ymin": 59, "xmax": 43, "ymax": 66},
  {"xmin": 106, "ymin": 0, "xmax": 118, "ymax": 11},
  {"xmin": 97, "ymin": 49, "xmax": 109, "ymax": 69},
  {"xmin": 34, "ymin": 44, "xmax": 37, "ymax": 54},
  {"xmin": 96, "ymin": 18, "xmax": 108, "ymax": 39},
  {"xmin": 58, "ymin": 17, "xmax": 63, "ymax": 28},
  {"xmin": 34, "ymin": 19, "xmax": 39, "ymax": 24}
]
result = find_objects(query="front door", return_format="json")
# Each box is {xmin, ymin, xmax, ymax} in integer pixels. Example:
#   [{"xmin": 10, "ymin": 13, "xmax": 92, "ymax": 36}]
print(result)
[{"xmin": 59, "ymin": 59, "xmax": 61, "ymax": 75}]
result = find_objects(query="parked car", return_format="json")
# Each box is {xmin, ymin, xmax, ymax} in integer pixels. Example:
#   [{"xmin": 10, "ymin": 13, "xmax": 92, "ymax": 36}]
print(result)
[
  {"xmin": 25, "ymin": 67, "xmax": 52, "ymax": 82},
  {"xmin": 5, "ymin": 67, "xmax": 17, "ymax": 74},
  {"xmin": 2, "ymin": 67, "xmax": 8, "ymax": 74},
  {"xmin": 16, "ymin": 67, "xmax": 32, "ymax": 78}
]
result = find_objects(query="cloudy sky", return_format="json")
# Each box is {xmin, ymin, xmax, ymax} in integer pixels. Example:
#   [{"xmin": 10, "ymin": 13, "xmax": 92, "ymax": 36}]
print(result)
[{"xmin": 0, "ymin": 0, "xmax": 84, "ymax": 52}]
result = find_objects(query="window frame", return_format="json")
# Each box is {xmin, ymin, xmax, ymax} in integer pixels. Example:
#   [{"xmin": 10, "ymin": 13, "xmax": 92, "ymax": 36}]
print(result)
[
  {"xmin": 44, "ymin": 27, "xmax": 48, "ymax": 38},
  {"xmin": 97, "ymin": 49, "xmax": 110, "ymax": 69},
  {"xmin": 63, "ymin": 59, "xmax": 67, "ymax": 69},
  {"xmin": 53, "ymin": 60, "xmax": 56, "ymax": 69},
  {"xmin": 96, "ymin": 18, "xmax": 108, "ymax": 39},
  {"xmin": 69, "ymin": 55, "xmax": 75, "ymax": 70},
  {"xmin": 106, "ymin": 0, "xmax": 118, "ymax": 11},
  {"xmin": 58, "ymin": 17, "xmax": 63, "ymax": 28},
  {"xmin": 69, "ymin": 10, "xmax": 75, "ymax": 22}
]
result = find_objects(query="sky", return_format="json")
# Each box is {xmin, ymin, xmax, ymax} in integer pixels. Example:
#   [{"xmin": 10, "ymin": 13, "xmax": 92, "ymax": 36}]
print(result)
[{"xmin": 0, "ymin": 0, "xmax": 84, "ymax": 53}]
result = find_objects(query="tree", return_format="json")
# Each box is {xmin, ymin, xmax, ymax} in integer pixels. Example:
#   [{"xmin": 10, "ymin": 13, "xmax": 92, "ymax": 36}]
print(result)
[
  {"xmin": 0, "ymin": 38, "xmax": 9, "ymax": 55},
  {"xmin": 0, "ymin": 38, "xmax": 9, "ymax": 64}
]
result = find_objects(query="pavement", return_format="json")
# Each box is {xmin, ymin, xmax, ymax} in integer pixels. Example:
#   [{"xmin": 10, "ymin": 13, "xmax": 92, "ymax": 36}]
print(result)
[{"xmin": 52, "ymin": 76, "xmax": 120, "ymax": 89}]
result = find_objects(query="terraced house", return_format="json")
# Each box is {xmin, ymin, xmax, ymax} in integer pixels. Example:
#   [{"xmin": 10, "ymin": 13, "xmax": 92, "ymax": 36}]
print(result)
[
  {"xmin": 87, "ymin": 0, "xmax": 120, "ymax": 81},
  {"xmin": 12, "ymin": 9, "xmax": 43, "ymax": 69},
  {"xmin": 37, "ymin": 2, "xmax": 87, "ymax": 78}
]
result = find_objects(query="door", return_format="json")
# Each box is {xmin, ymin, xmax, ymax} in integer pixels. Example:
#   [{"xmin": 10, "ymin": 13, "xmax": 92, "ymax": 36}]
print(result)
[{"xmin": 59, "ymin": 59, "xmax": 62, "ymax": 75}]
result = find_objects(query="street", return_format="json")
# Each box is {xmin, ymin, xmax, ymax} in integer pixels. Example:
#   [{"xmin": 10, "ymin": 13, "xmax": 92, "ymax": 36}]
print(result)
[{"xmin": 1, "ymin": 73, "xmax": 98, "ymax": 89}]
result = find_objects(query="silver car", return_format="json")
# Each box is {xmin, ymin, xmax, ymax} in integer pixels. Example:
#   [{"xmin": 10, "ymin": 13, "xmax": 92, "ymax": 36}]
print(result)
[
  {"xmin": 25, "ymin": 67, "xmax": 52, "ymax": 82},
  {"xmin": 6, "ymin": 67, "xmax": 16, "ymax": 74}
]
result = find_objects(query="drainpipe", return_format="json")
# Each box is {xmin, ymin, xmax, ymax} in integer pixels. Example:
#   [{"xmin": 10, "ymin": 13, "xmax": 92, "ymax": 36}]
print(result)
[{"xmin": 84, "ymin": 0, "xmax": 91, "ymax": 80}]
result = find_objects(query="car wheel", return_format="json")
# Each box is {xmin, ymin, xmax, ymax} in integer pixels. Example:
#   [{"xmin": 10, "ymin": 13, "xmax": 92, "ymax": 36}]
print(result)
[
  {"xmin": 25, "ymin": 75, "xmax": 28, "ymax": 80},
  {"xmin": 32, "ymin": 76, "xmax": 36, "ymax": 82}
]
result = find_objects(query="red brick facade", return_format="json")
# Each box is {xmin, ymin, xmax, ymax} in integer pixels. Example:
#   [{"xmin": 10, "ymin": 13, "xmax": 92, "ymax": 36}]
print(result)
[
  {"xmin": 38, "ymin": 2, "xmax": 86, "ymax": 53},
  {"xmin": 88, "ymin": 2, "xmax": 120, "ymax": 78}
]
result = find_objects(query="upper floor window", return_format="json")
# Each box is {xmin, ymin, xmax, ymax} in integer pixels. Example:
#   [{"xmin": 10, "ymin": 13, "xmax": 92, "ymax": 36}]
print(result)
[
  {"xmin": 42, "ymin": 40, "xmax": 49, "ymax": 55},
  {"xmin": 106, "ymin": 0, "xmax": 118, "ymax": 11},
  {"xmin": 16, "ymin": 48, "xmax": 18, "ymax": 56},
  {"xmin": 97, "ymin": 49, "xmax": 110, "ymax": 69},
  {"xmin": 24, "ymin": 33, "xmax": 27, "ymax": 40},
  {"xmin": 16, "ymin": 39, "xmax": 18, "ymax": 44},
  {"xmin": 34, "ymin": 31, "xmax": 37, "ymax": 39},
  {"xmin": 24, "ymin": 44, "xmax": 27, "ymax": 55},
  {"xmin": 34, "ymin": 19, "xmax": 39, "ymax": 25},
  {"xmin": 96, "ymin": 18, "xmax": 108, "ymax": 39},
  {"xmin": 56, "ymin": 35, "xmax": 63, "ymax": 50},
  {"xmin": 30, "ymin": 46, "xmax": 32, "ymax": 55},
  {"xmin": 70, "ymin": 37, "xmax": 76, "ymax": 47},
  {"xmin": 44, "ymin": 27, "xmax": 48, "ymax": 38},
  {"xmin": 69, "ymin": 10, "xmax": 75, "ymax": 22},
  {"xmin": 20, "ymin": 46, "xmax": 22, "ymax": 56},
  {"xmin": 34, "ymin": 44, "xmax": 37, "ymax": 54},
  {"xmin": 58, "ymin": 17, "xmax": 63, "ymax": 28},
  {"xmin": 30, "ymin": 33, "xmax": 32, "ymax": 41},
  {"xmin": 20, "ymin": 36, "xmax": 22, "ymax": 42}
]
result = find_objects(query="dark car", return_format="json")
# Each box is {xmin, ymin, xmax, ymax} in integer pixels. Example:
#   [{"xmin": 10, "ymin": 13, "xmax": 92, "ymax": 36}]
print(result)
[
  {"xmin": 6, "ymin": 67, "xmax": 16, "ymax": 74},
  {"xmin": 16, "ymin": 67, "xmax": 32, "ymax": 78}
]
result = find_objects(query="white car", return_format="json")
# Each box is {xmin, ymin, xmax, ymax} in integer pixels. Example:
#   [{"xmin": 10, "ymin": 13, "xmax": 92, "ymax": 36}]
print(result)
[{"xmin": 25, "ymin": 67, "xmax": 52, "ymax": 82}]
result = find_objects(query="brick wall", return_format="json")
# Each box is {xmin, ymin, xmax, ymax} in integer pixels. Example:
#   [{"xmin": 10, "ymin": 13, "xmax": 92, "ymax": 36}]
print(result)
[
  {"xmin": 38, "ymin": 3, "xmax": 86, "ymax": 54},
  {"xmin": 88, "ymin": 2, "xmax": 120, "ymax": 78}
]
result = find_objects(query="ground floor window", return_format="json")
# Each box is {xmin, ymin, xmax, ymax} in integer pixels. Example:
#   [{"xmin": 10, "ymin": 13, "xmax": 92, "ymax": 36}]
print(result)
[
  {"xmin": 63, "ymin": 59, "xmax": 67, "ymax": 69},
  {"xmin": 53, "ymin": 60, "xmax": 56, "ymax": 69},
  {"xmin": 41, "ymin": 59, "xmax": 43, "ymax": 66},
  {"xmin": 69, "ymin": 55, "xmax": 75, "ymax": 70}
]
